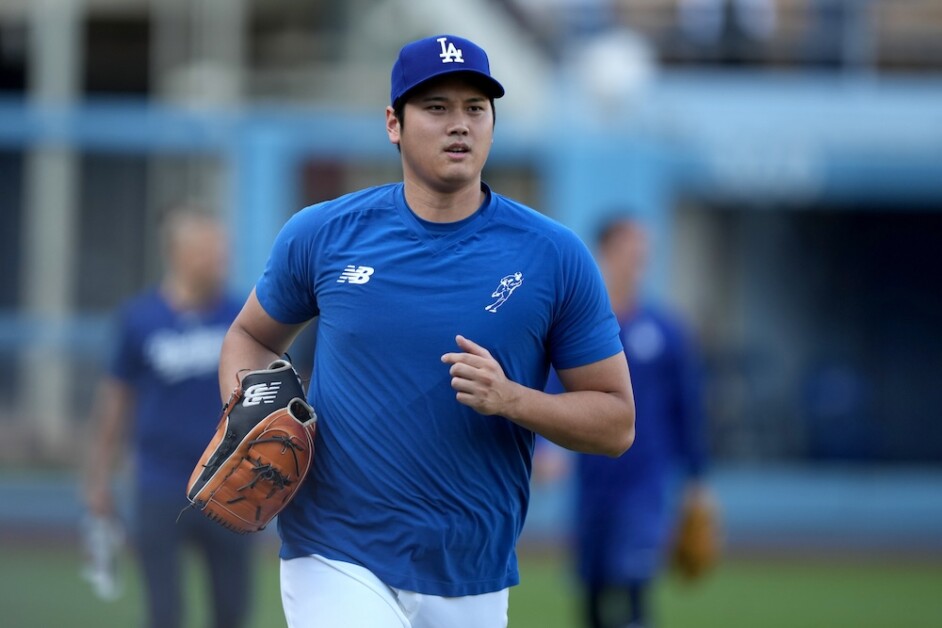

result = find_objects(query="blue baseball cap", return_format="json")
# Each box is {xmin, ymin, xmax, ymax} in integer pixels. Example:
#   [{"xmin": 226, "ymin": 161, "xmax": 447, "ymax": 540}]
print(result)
[{"xmin": 390, "ymin": 35, "xmax": 505, "ymax": 107}]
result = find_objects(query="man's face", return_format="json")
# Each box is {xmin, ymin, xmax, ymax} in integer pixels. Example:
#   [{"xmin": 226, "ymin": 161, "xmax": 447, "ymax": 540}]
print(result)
[
  {"xmin": 602, "ymin": 222, "xmax": 648, "ymax": 296},
  {"xmin": 172, "ymin": 221, "xmax": 228, "ymax": 295},
  {"xmin": 386, "ymin": 76, "xmax": 494, "ymax": 194}
]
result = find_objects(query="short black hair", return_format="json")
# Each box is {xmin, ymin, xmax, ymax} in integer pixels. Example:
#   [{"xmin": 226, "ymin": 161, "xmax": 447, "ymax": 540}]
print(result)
[{"xmin": 593, "ymin": 209, "xmax": 640, "ymax": 247}]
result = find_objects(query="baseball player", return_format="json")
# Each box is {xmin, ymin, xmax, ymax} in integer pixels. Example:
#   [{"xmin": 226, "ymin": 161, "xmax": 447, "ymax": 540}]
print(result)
[
  {"xmin": 218, "ymin": 34, "xmax": 635, "ymax": 627},
  {"xmin": 541, "ymin": 213, "xmax": 713, "ymax": 628},
  {"xmin": 84, "ymin": 207, "xmax": 253, "ymax": 628}
]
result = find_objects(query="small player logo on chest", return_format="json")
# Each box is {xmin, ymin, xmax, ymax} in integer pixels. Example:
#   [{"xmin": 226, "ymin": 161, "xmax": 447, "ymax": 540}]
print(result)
[{"xmin": 485, "ymin": 272, "xmax": 523, "ymax": 313}]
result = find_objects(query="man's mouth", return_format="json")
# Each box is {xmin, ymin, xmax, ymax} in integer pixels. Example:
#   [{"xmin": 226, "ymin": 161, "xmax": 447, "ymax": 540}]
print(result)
[{"xmin": 445, "ymin": 144, "xmax": 470, "ymax": 155}]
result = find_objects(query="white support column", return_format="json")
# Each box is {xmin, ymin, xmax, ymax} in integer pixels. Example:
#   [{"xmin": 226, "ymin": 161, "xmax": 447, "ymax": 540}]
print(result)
[
  {"xmin": 22, "ymin": 0, "xmax": 84, "ymax": 456},
  {"xmin": 148, "ymin": 0, "xmax": 245, "ymax": 223}
]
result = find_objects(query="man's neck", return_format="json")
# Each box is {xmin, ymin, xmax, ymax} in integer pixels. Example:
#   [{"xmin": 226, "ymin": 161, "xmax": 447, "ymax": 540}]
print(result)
[
  {"xmin": 403, "ymin": 177, "xmax": 485, "ymax": 223},
  {"xmin": 608, "ymin": 285, "xmax": 638, "ymax": 318},
  {"xmin": 161, "ymin": 276, "xmax": 216, "ymax": 312}
]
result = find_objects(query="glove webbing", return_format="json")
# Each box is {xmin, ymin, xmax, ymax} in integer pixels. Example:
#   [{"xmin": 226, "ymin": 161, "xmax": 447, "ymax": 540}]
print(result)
[
  {"xmin": 175, "ymin": 434, "xmax": 305, "ymax": 523},
  {"xmin": 246, "ymin": 434, "xmax": 307, "ymax": 477},
  {"xmin": 227, "ymin": 433, "xmax": 307, "ymax": 502}
]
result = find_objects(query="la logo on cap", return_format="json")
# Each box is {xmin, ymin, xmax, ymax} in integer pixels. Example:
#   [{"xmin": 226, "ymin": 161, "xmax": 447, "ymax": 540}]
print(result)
[{"xmin": 437, "ymin": 37, "xmax": 464, "ymax": 64}]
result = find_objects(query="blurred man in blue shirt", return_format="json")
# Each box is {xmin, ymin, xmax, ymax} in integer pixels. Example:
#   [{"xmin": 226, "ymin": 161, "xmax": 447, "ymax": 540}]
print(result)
[
  {"xmin": 84, "ymin": 206, "xmax": 252, "ymax": 628},
  {"xmin": 540, "ymin": 213, "xmax": 713, "ymax": 628}
]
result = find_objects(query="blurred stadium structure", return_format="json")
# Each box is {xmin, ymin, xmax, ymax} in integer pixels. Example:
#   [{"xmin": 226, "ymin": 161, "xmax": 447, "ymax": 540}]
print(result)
[{"xmin": 1, "ymin": 0, "xmax": 940, "ymax": 554}]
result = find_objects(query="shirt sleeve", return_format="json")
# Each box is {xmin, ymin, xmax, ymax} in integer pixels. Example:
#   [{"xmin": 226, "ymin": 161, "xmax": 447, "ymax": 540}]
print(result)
[
  {"xmin": 670, "ymin": 319, "xmax": 709, "ymax": 478},
  {"xmin": 548, "ymin": 232, "xmax": 623, "ymax": 370},
  {"xmin": 255, "ymin": 209, "xmax": 321, "ymax": 324}
]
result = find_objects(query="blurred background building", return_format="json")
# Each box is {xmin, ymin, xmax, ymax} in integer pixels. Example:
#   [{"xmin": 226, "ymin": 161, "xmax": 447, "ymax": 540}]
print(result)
[{"xmin": 1, "ymin": 0, "xmax": 941, "ymax": 554}]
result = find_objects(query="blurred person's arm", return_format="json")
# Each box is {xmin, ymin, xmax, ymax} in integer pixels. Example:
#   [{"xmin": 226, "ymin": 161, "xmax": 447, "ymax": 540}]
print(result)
[
  {"xmin": 673, "ymin": 321, "xmax": 708, "ymax": 480},
  {"xmin": 219, "ymin": 289, "xmax": 309, "ymax": 401},
  {"xmin": 671, "ymin": 319, "xmax": 718, "ymax": 536},
  {"xmin": 84, "ymin": 378, "xmax": 133, "ymax": 516}
]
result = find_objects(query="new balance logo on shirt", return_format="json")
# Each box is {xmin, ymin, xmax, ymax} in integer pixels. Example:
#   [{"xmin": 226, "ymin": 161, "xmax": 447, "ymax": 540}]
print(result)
[
  {"xmin": 337, "ymin": 265, "xmax": 375, "ymax": 284},
  {"xmin": 242, "ymin": 382, "xmax": 282, "ymax": 406}
]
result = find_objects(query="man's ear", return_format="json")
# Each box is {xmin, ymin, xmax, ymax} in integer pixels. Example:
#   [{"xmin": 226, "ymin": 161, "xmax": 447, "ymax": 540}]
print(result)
[{"xmin": 385, "ymin": 106, "xmax": 401, "ymax": 146}]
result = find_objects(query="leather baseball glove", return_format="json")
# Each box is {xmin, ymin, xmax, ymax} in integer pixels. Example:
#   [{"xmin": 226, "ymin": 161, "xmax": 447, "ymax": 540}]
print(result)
[
  {"xmin": 185, "ymin": 360, "xmax": 316, "ymax": 534},
  {"xmin": 670, "ymin": 488, "xmax": 721, "ymax": 581}
]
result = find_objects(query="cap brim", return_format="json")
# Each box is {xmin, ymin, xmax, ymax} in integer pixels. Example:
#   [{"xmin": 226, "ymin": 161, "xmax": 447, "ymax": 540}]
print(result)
[{"xmin": 394, "ymin": 69, "xmax": 505, "ymax": 106}]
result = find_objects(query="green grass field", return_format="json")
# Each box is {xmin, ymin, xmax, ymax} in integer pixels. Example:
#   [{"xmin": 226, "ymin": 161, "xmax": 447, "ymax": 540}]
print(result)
[{"xmin": 2, "ymin": 540, "xmax": 941, "ymax": 627}]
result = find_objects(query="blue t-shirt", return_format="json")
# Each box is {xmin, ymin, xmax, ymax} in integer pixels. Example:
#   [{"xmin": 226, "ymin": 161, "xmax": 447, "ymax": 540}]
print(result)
[
  {"xmin": 108, "ymin": 289, "xmax": 242, "ymax": 497},
  {"xmin": 255, "ymin": 182, "xmax": 622, "ymax": 596}
]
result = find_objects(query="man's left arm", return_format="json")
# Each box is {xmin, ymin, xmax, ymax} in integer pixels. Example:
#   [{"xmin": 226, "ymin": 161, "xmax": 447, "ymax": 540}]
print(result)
[
  {"xmin": 672, "ymin": 323, "xmax": 708, "ymax": 478},
  {"xmin": 442, "ymin": 334, "xmax": 634, "ymax": 457}
]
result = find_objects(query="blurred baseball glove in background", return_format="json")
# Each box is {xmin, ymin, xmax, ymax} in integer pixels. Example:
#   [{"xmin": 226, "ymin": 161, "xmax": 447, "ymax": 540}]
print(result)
[{"xmin": 671, "ymin": 487, "xmax": 722, "ymax": 581}]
